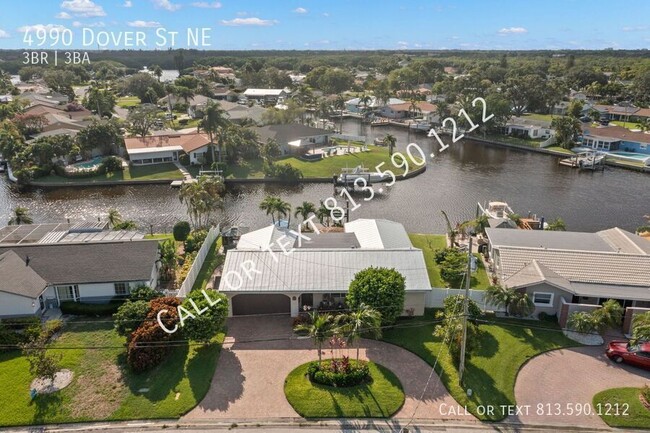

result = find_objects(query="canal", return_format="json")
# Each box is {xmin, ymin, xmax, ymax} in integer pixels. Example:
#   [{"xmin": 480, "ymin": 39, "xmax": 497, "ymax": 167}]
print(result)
[{"xmin": 0, "ymin": 119, "xmax": 647, "ymax": 234}]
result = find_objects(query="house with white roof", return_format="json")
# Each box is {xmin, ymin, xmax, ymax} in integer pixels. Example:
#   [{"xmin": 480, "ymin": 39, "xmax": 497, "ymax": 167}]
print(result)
[
  {"xmin": 243, "ymin": 88, "xmax": 288, "ymax": 104},
  {"xmin": 218, "ymin": 219, "xmax": 432, "ymax": 317},
  {"xmin": 485, "ymin": 227, "xmax": 650, "ymax": 327},
  {"xmin": 345, "ymin": 96, "xmax": 404, "ymax": 114}
]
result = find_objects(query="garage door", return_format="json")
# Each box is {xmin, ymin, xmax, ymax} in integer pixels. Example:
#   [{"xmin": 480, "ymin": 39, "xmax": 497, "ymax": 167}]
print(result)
[{"xmin": 232, "ymin": 294, "xmax": 290, "ymax": 316}]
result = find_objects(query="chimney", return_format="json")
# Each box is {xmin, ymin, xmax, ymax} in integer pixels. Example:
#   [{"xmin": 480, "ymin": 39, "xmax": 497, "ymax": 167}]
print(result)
[{"xmin": 25, "ymin": 255, "xmax": 30, "ymax": 267}]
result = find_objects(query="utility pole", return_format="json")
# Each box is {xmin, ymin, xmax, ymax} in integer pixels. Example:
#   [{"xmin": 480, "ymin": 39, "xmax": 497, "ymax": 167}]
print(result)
[{"xmin": 458, "ymin": 235, "xmax": 473, "ymax": 383}]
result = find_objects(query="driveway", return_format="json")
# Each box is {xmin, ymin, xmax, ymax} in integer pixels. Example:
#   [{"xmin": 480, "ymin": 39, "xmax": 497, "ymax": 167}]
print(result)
[
  {"xmin": 183, "ymin": 316, "xmax": 473, "ymax": 421},
  {"xmin": 509, "ymin": 344, "xmax": 650, "ymax": 428}
]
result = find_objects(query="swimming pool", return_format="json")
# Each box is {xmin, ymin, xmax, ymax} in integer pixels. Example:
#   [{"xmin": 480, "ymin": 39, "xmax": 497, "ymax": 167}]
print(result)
[
  {"xmin": 608, "ymin": 151, "xmax": 650, "ymax": 160},
  {"xmin": 72, "ymin": 156, "xmax": 104, "ymax": 169}
]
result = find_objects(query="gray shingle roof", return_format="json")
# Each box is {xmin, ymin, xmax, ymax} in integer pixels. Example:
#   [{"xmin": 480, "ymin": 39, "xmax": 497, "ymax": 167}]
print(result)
[
  {"xmin": 486, "ymin": 228, "xmax": 614, "ymax": 252},
  {"xmin": 253, "ymin": 124, "xmax": 331, "ymax": 144},
  {"xmin": 0, "ymin": 251, "xmax": 48, "ymax": 298},
  {"xmin": 0, "ymin": 241, "xmax": 159, "ymax": 285}
]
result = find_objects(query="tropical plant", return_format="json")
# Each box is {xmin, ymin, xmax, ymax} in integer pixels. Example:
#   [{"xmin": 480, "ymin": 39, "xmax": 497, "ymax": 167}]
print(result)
[
  {"xmin": 440, "ymin": 210, "xmax": 459, "ymax": 246},
  {"xmin": 485, "ymin": 285, "xmax": 534, "ymax": 317},
  {"xmin": 294, "ymin": 311, "xmax": 333, "ymax": 365},
  {"xmin": 546, "ymin": 218, "xmax": 567, "ymax": 231},
  {"xmin": 434, "ymin": 295, "xmax": 481, "ymax": 362},
  {"xmin": 294, "ymin": 201, "xmax": 316, "ymax": 229},
  {"xmin": 158, "ymin": 239, "xmax": 177, "ymax": 281},
  {"xmin": 508, "ymin": 292, "xmax": 535, "ymax": 317},
  {"xmin": 485, "ymin": 285, "xmax": 514, "ymax": 314},
  {"xmin": 8, "ymin": 207, "xmax": 33, "ymax": 225},
  {"xmin": 181, "ymin": 289, "xmax": 228, "ymax": 343},
  {"xmin": 201, "ymin": 101, "xmax": 228, "ymax": 163},
  {"xmin": 383, "ymin": 134, "xmax": 397, "ymax": 156},
  {"xmin": 107, "ymin": 208, "xmax": 122, "ymax": 228},
  {"xmin": 408, "ymin": 98, "xmax": 422, "ymax": 119},
  {"xmin": 178, "ymin": 175, "xmax": 225, "ymax": 228},
  {"xmin": 113, "ymin": 300, "xmax": 150, "ymax": 337},
  {"xmin": 334, "ymin": 94, "xmax": 346, "ymax": 132},
  {"xmin": 347, "ymin": 267, "xmax": 406, "ymax": 325},
  {"xmin": 567, "ymin": 311, "xmax": 598, "ymax": 334},
  {"xmin": 591, "ymin": 299, "xmax": 624, "ymax": 334},
  {"xmin": 632, "ymin": 311, "xmax": 650, "ymax": 342},
  {"xmin": 259, "ymin": 195, "xmax": 291, "ymax": 225},
  {"xmin": 19, "ymin": 334, "xmax": 62, "ymax": 384},
  {"xmin": 460, "ymin": 214, "xmax": 490, "ymax": 235},
  {"xmin": 335, "ymin": 304, "xmax": 382, "ymax": 361},
  {"xmin": 173, "ymin": 221, "xmax": 191, "ymax": 242}
]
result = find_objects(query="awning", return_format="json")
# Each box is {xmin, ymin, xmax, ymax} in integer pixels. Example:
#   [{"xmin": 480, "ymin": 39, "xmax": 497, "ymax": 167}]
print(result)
[{"xmin": 288, "ymin": 139, "xmax": 302, "ymax": 147}]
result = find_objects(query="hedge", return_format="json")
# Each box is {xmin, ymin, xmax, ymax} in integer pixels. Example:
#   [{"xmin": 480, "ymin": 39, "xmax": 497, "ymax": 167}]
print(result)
[{"xmin": 60, "ymin": 300, "xmax": 124, "ymax": 316}]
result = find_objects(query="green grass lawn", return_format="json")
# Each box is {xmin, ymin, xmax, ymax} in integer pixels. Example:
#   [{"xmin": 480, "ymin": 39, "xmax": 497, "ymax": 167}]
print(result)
[
  {"xmin": 383, "ymin": 309, "xmax": 578, "ymax": 421},
  {"xmin": 593, "ymin": 387, "xmax": 650, "ymax": 429},
  {"xmin": 546, "ymin": 146, "xmax": 575, "ymax": 155},
  {"xmin": 117, "ymin": 96, "xmax": 140, "ymax": 108},
  {"xmin": 191, "ymin": 237, "xmax": 224, "ymax": 292},
  {"xmin": 284, "ymin": 361, "xmax": 405, "ymax": 418},
  {"xmin": 144, "ymin": 233, "xmax": 175, "ymax": 241},
  {"xmin": 34, "ymin": 163, "xmax": 183, "ymax": 184},
  {"xmin": 408, "ymin": 234, "xmax": 490, "ymax": 290},
  {"xmin": 484, "ymin": 134, "xmax": 546, "ymax": 148},
  {"xmin": 609, "ymin": 120, "xmax": 643, "ymax": 129},
  {"xmin": 0, "ymin": 319, "xmax": 224, "ymax": 426},
  {"xmin": 520, "ymin": 113, "xmax": 555, "ymax": 122}
]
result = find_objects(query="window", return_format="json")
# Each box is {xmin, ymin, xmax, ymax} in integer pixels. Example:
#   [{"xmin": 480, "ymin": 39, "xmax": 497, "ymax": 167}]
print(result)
[
  {"xmin": 533, "ymin": 292, "xmax": 554, "ymax": 306},
  {"xmin": 114, "ymin": 282, "xmax": 128, "ymax": 296}
]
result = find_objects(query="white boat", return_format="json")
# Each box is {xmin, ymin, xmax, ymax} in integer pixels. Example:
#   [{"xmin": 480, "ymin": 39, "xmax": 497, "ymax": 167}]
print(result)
[
  {"xmin": 478, "ymin": 201, "xmax": 514, "ymax": 219},
  {"xmin": 337, "ymin": 165, "xmax": 390, "ymax": 184},
  {"xmin": 409, "ymin": 122, "xmax": 432, "ymax": 131},
  {"xmin": 374, "ymin": 137, "xmax": 387, "ymax": 146}
]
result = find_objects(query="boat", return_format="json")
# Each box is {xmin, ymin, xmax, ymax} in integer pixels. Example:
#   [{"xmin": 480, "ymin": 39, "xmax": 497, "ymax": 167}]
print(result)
[
  {"xmin": 477, "ymin": 200, "xmax": 547, "ymax": 230},
  {"xmin": 409, "ymin": 122, "xmax": 432, "ymax": 132},
  {"xmin": 337, "ymin": 165, "xmax": 390, "ymax": 184},
  {"xmin": 478, "ymin": 201, "xmax": 514, "ymax": 219},
  {"xmin": 374, "ymin": 137, "xmax": 387, "ymax": 146}
]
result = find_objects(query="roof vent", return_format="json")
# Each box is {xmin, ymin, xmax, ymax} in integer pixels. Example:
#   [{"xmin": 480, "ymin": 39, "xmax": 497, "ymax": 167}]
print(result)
[{"xmin": 25, "ymin": 255, "xmax": 30, "ymax": 266}]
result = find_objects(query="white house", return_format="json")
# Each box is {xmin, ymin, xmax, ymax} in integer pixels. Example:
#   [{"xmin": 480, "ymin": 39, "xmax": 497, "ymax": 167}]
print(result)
[
  {"xmin": 378, "ymin": 101, "xmax": 437, "ymax": 120},
  {"xmin": 218, "ymin": 219, "xmax": 432, "ymax": 317},
  {"xmin": 0, "ymin": 240, "xmax": 159, "ymax": 318},
  {"xmin": 124, "ymin": 133, "xmax": 214, "ymax": 165},
  {"xmin": 253, "ymin": 124, "xmax": 332, "ymax": 155},
  {"xmin": 243, "ymin": 88, "xmax": 288, "ymax": 104},
  {"xmin": 345, "ymin": 96, "xmax": 404, "ymax": 113}
]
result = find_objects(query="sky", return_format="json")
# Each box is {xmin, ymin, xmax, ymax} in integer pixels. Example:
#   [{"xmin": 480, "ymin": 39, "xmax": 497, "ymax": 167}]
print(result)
[{"xmin": 0, "ymin": 0, "xmax": 649, "ymax": 50}]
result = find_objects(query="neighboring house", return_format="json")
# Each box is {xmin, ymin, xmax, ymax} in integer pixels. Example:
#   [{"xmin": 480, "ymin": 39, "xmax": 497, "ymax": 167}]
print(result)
[
  {"xmin": 23, "ymin": 103, "xmax": 94, "ymax": 134},
  {"xmin": 218, "ymin": 219, "xmax": 431, "ymax": 317},
  {"xmin": 378, "ymin": 101, "xmax": 437, "ymax": 120},
  {"xmin": 0, "ymin": 221, "xmax": 143, "ymax": 245},
  {"xmin": 485, "ymin": 227, "xmax": 650, "ymax": 324},
  {"xmin": 0, "ymin": 94, "xmax": 13, "ymax": 103},
  {"xmin": 0, "ymin": 240, "xmax": 159, "ymax": 318},
  {"xmin": 593, "ymin": 104, "xmax": 650, "ymax": 122},
  {"xmin": 124, "ymin": 132, "xmax": 214, "ymax": 165},
  {"xmin": 18, "ymin": 92, "xmax": 69, "ymax": 107},
  {"xmin": 253, "ymin": 123, "xmax": 332, "ymax": 155},
  {"xmin": 243, "ymin": 88, "xmax": 288, "ymax": 104},
  {"xmin": 506, "ymin": 117, "xmax": 554, "ymax": 140},
  {"xmin": 345, "ymin": 96, "xmax": 404, "ymax": 114},
  {"xmin": 580, "ymin": 125, "xmax": 650, "ymax": 156},
  {"xmin": 212, "ymin": 86, "xmax": 239, "ymax": 102}
]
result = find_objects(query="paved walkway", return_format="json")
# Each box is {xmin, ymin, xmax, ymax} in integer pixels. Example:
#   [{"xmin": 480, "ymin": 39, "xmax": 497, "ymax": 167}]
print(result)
[
  {"xmin": 173, "ymin": 161, "xmax": 194, "ymax": 181},
  {"xmin": 509, "ymin": 344, "xmax": 650, "ymax": 428},
  {"xmin": 183, "ymin": 316, "xmax": 472, "ymax": 422}
]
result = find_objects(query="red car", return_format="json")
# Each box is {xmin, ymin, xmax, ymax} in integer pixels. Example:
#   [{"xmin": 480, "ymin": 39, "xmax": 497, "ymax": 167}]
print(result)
[{"xmin": 606, "ymin": 340, "xmax": 650, "ymax": 370}]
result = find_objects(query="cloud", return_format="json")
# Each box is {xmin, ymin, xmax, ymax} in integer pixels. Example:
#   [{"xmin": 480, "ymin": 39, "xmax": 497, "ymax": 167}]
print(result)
[
  {"xmin": 220, "ymin": 17, "xmax": 277, "ymax": 26},
  {"xmin": 60, "ymin": 0, "xmax": 106, "ymax": 17},
  {"xmin": 73, "ymin": 21, "xmax": 105, "ymax": 27},
  {"xmin": 151, "ymin": 0, "xmax": 181, "ymax": 11},
  {"xmin": 18, "ymin": 23, "xmax": 69, "ymax": 33},
  {"xmin": 192, "ymin": 1, "xmax": 222, "ymax": 8},
  {"xmin": 622, "ymin": 25, "xmax": 648, "ymax": 32},
  {"xmin": 128, "ymin": 20, "xmax": 162, "ymax": 28},
  {"xmin": 293, "ymin": 7, "xmax": 307, "ymax": 14},
  {"xmin": 322, "ymin": 12, "xmax": 330, "ymax": 17},
  {"xmin": 498, "ymin": 27, "xmax": 528, "ymax": 35},
  {"xmin": 236, "ymin": 11, "xmax": 248, "ymax": 16},
  {"xmin": 56, "ymin": 12, "xmax": 72, "ymax": 19},
  {"xmin": 0, "ymin": 29, "xmax": 9, "ymax": 38},
  {"xmin": 123, "ymin": 0, "xmax": 133, "ymax": 7}
]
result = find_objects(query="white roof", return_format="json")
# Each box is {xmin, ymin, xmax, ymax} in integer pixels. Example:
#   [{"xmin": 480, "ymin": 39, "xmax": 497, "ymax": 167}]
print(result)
[
  {"xmin": 237, "ymin": 225, "xmax": 290, "ymax": 251},
  {"xmin": 126, "ymin": 145, "xmax": 183, "ymax": 155},
  {"xmin": 345, "ymin": 219, "xmax": 412, "ymax": 249},
  {"xmin": 345, "ymin": 96, "xmax": 404, "ymax": 108},
  {"xmin": 243, "ymin": 88, "xmax": 286, "ymax": 97},
  {"xmin": 218, "ymin": 249, "xmax": 430, "ymax": 293}
]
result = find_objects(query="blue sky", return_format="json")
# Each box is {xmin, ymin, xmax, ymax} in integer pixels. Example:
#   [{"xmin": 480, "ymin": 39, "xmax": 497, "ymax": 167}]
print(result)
[{"xmin": 0, "ymin": 0, "xmax": 648, "ymax": 50}]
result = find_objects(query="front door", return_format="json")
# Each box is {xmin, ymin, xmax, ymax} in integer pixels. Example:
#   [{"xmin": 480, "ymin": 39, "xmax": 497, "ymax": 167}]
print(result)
[{"xmin": 38, "ymin": 295, "xmax": 45, "ymax": 311}]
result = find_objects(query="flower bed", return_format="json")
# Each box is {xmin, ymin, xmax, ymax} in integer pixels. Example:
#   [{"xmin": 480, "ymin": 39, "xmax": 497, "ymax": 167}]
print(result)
[{"xmin": 307, "ymin": 357, "xmax": 370, "ymax": 387}]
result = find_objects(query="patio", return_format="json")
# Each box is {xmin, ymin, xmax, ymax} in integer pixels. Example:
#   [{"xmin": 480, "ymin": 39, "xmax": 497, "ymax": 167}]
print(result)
[{"xmin": 304, "ymin": 144, "xmax": 370, "ymax": 159}]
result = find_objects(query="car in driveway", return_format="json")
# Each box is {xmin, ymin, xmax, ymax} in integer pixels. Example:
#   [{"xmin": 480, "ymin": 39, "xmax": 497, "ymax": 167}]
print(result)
[{"xmin": 606, "ymin": 340, "xmax": 650, "ymax": 370}]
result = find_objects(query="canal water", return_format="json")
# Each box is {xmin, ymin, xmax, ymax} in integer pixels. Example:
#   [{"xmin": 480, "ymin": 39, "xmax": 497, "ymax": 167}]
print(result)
[{"xmin": 0, "ymin": 119, "xmax": 647, "ymax": 233}]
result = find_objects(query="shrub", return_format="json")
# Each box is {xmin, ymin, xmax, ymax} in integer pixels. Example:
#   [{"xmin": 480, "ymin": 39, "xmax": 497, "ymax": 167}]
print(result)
[
  {"xmin": 642, "ymin": 385, "xmax": 650, "ymax": 403},
  {"xmin": 102, "ymin": 156, "xmax": 123, "ymax": 173},
  {"xmin": 538, "ymin": 311, "xmax": 558, "ymax": 323},
  {"xmin": 60, "ymin": 300, "xmax": 124, "ymax": 316},
  {"xmin": 130, "ymin": 285, "xmax": 161, "ymax": 301},
  {"xmin": 42, "ymin": 319, "xmax": 63, "ymax": 340},
  {"xmin": 185, "ymin": 229, "xmax": 208, "ymax": 253},
  {"xmin": 307, "ymin": 358, "xmax": 370, "ymax": 387},
  {"xmin": 263, "ymin": 162, "xmax": 303, "ymax": 184},
  {"xmin": 0, "ymin": 323, "xmax": 29, "ymax": 350},
  {"xmin": 173, "ymin": 221, "xmax": 191, "ymax": 242},
  {"xmin": 176, "ymin": 251, "xmax": 197, "ymax": 284},
  {"xmin": 127, "ymin": 297, "xmax": 181, "ymax": 372},
  {"xmin": 113, "ymin": 300, "xmax": 150, "ymax": 337},
  {"xmin": 179, "ymin": 154, "xmax": 190, "ymax": 165},
  {"xmin": 347, "ymin": 267, "xmax": 405, "ymax": 325},
  {"xmin": 180, "ymin": 290, "xmax": 228, "ymax": 343}
]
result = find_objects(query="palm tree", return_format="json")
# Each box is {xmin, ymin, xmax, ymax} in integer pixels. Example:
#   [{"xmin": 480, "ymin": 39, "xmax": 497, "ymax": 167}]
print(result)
[
  {"xmin": 294, "ymin": 201, "xmax": 316, "ymax": 229},
  {"xmin": 107, "ymin": 208, "xmax": 122, "ymax": 228},
  {"xmin": 508, "ymin": 213, "xmax": 522, "ymax": 228},
  {"xmin": 359, "ymin": 93, "xmax": 372, "ymax": 119},
  {"xmin": 334, "ymin": 94, "xmax": 346, "ymax": 133},
  {"xmin": 461, "ymin": 214, "xmax": 490, "ymax": 235},
  {"xmin": 259, "ymin": 196, "xmax": 280, "ymax": 224},
  {"xmin": 336, "ymin": 304, "xmax": 381, "ymax": 361},
  {"xmin": 592, "ymin": 299, "xmax": 624, "ymax": 334},
  {"xmin": 567, "ymin": 311, "xmax": 597, "ymax": 334},
  {"xmin": 202, "ymin": 101, "xmax": 228, "ymax": 163},
  {"xmin": 158, "ymin": 239, "xmax": 177, "ymax": 280},
  {"xmin": 632, "ymin": 311, "xmax": 650, "ymax": 342},
  {"xmin": 8, "ymin": 207, "xmax": 33, "ymax": 225},
  {"xmin": 636, "ymin": 118, "xmax": 650, "ymax": 132},
  {"xmin": 274, "ymin": 198, "xmax": 292, "ymax": 226},
  {"xmin": 383, "ymin": 134, "xmax": 397, "ymax": 156},
  {"xmin": 409, "ymin": 98, "xmax": 422, "ymax": 119},
  {"xmin": 316, "ymin": 201, "xmax": 330, "ymax": 227},
  {"xmin": 485, "ymin": 285, "xmax": 514, "ymax": 315},
  {"xmin": 294, "ymin": 312, "xmax": 333, "ymax": 365},
  {"xmin": 151, "ymin": 64, "xmax": 163, "ymax": 82},
  {"xmin": 546, "ymin": 218, "xmax": 567, "ymax": 231},
  {"xmin": 508, "ymin": 292, "xmax": 535, "ymax": 317},
  {"xmin": 175, "ymin": 86, "xmax": 195, "ymax": 105}
]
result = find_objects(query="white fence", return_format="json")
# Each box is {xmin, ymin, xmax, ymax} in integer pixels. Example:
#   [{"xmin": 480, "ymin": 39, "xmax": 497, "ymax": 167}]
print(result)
[
  {"xmin": 425, "ymin": 288, "xmax": 503, "ymax": 312},
  {"xmin": 177, "ymin": 224, "xmax": 220, "ymax": 299}
]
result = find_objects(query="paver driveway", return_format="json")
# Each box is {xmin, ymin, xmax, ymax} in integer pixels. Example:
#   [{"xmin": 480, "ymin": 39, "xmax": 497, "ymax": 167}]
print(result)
[
  {"xmin": 183, "ymin": 315, "xmax": 474, "ymax": 421},
  {"xmin": 509, "ymin": 344, "xmax": 650, "ymax": 428}
]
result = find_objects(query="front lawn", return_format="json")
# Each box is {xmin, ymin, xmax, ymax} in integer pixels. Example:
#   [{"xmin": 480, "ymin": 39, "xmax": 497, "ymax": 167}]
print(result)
[
  {"xmin": 191, "ymin": 237, "xmax": 224, "ymax": 292},
  {"xmin": 484, "ymin": 134, "xmax": 546, "ymax": 148},
  {"xmin": 284, "ymin": 361, "xmax": 404, "ymax": 418},
  {"xmin": 383, "ymin": 309, "xmax": 578, "ymax": 421},
  {"xmin": 34, "ymin": 163, "xmax": 184, "ymax": 184},
  {"xmin": 408, "ymin": 234, "xmax": 491, "ymax": 290},
  {"xmin": 117, "ymin": 96, "xmax": 141, "ymax": 108},
  {"xmin": 0, "ymin": 319, "xmax": 224, "ymax": 426},
  {"xmin": 593, "ymin": 387, "xmax": 650, "ymax": 429},
  {"xmin": 546, "ymin": 146, "xmax": 575, "ymax": 155}
]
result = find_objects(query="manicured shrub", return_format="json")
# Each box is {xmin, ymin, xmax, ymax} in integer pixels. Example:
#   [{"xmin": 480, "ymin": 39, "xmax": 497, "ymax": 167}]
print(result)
[
  {"xmin": 130, "ymin": 285, "xmax": 161, "ymax": 301},
  {"xmin": 642, "ymin": 385, "xmax": 650, "ymax": 403},
  {"xmin": 180, "ymin": 290, "xmax": 228, "ymax": 343},
  {"xmin": 347, "ymin": 267, "xmax": 405, "ymax": 325},
  {"xmin": 179, "ymin": 154, "xmax": 190, "ymax": 165},
  {"xmin": 173, "ymin": 221, "xmax": 191, "ymax": 242},
  {"xmin": 102, "ymin": 156, "xmax": 124, "ymax": 173},
  {"xmin": 307, "ymin": 358, "xmax": 370, "ymax": 387},
  {"xmin": 42, "ymin": 319, "xmax": 63, "ymax": 340},
  {"xmin": 60, "ymin": 300, "xmax": 124, "ymax": 316},
  {"xmin": 0, "ymin": 323, "xmax": 29, "ymax": 351},
  {"xmin": 184, "ymin": 229, "xmax": 208, "ymax": 253},
  {"xmin": 127, "ymin": 297, "xmax": 181, "ymax": 372},
  {"xmin": 538, "ymin": 311, "xmax": 558, "ymax": 323},
  {"xmin": 113, "ymin": 300, "xmax": 150, "ymax": 337}
]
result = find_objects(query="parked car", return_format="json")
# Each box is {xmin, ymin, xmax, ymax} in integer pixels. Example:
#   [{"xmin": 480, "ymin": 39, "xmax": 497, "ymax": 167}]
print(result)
[
  {"xmin": 606, "ymin": 340, "xmax": 650, "ymax": 370},
  {"xmin": 579, "ymin": 116, "xmax": 591, "ymax": 123}
]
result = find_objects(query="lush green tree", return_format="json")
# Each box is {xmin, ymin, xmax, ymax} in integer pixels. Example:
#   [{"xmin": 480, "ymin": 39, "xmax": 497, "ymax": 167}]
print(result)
[
  {"xmin": 632, "ymin": 312, "xmax": 650, "ymax": 342},
  {"xmin": 124, "ymin": 72, "xmax": 163, "ymax": 101},
  {"xmin": 383, "ymin": 134, "xmax": 397, "ymax": 156},
  {"xmin": 551, "ymin": 116, "xmax": 581, "ymax": 149},
  {"xmin": 113, "ymin": 300, "xmax": 150, "ymax": 337},
  {"xmin": 335, "ymin": 304, "xmax": 382, "ymax": 361},
  {"xmin": 178, "ymin": 175, "xmax": 226, "ymax": 228},
  {"xmin": 180, "ymin": 290, "xmax": 228, "ymax": 343},
  {"xmin": 130, "ymin": 285, "xmax": 161, "ymax": 301},
  {"xmin": 294, "ymin": 201, "xmax": 316, "ymax": 228},
  {"xmin": 84, "ymin": 87, "xmax": 116, "ymax": 118},
  {"xmin": 8, "ymin": 207, "xmax": 33, "ymax": 225},
  {"xmin": 347, "ymin": 267, "xmax": 406, "ymax": 325},
  {"xmin": 567, "ymin": 100, "xmax": 584, "ymax": 119},
  {"xmin": 260, "ymin": 138, "xmax": 281, "ymax": 162},
  {"xmin": 102, "ymin": 156, "xmax": 123, "ymax": 173},
  {"xmin": 504, "ymin": 74, "xmax": 545, "ymax": 116},
  {"xmin": 127, "ymin": 105, "xmax": 162, "ymax": 138},
  {"xmin": 294, "ymin": 311, "xmax": 333, "ymax": 365},
  {"xmin": 438, "ymin": 249, "xmax": 468, "ymax": 288},
  {"xmin": 31, "ymin": 134, "xmax": 75, "ymax": 165},
  {"xmin": 19, "ymin": 334, "xmax": 62, "ymax": 383},
  {"xmin": 77, "ymin": 120, "xmax": 124, "ymax": 155},
  {"xmin": 546, "ymin": 218, "xmax": 567, "ymax": 231},
  {"xmin": 173, "ymin": 221, "xmax": 191, "ymax": 242},
  {"xmin": 158, "ymin": 239, "xmax": 177, "ymax": 281},
  {"xmin": 201, "ymin": 101, "xmax": 229, "ymax": 163},
  {"xmin": 434, "ymin": 295, "xmax": 481, "ymax": 362}
]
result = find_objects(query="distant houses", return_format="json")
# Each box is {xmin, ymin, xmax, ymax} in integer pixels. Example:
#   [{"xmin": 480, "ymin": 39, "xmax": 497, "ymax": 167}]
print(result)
[
  {"xmin": 580, "ymin": 125, "xmax": 650, "ymax": 156},
  {"xmin": 243, "ymin": 88, "xmax": 288, "ymax": 105}
]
